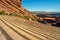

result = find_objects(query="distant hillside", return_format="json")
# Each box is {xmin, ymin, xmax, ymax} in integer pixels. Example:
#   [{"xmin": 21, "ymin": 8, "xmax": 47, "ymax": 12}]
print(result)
[
  {"xmin": 30, "ymin": 11, "xmax": 48, "ymax": 14},
  {"xmin": 31, "ymin": 11, "xmax": 60, "ymax": 14},
  {"xmin": 30, "ymin": 11, "xmax": 60, "ymax": 17},
  {"xmin": 48, "ymin": 12, "xmax": 60, "ymax": 17}
]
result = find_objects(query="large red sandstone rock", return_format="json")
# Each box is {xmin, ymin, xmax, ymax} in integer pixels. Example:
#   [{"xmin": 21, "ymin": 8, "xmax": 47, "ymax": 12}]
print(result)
[{"xmin": 0, "ymin": 0, "xmax": 34, "ymax": 18}]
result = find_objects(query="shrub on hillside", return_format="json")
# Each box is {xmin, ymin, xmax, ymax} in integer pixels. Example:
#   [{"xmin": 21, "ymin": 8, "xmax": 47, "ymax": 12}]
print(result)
[
  {"xmin": 0, "ymin": 11, "xmax": 6, "ymax": 15},
  {"xmin": 23, "ymin": 16, "xmax": 29, "ymax": 20},
  {"xmin": 31, "ymin": 18, "xmax": 37, "ymax": 21},
  {"xmin": 10, "ymin": 12, "xmax": 19, "ymax": 16}
]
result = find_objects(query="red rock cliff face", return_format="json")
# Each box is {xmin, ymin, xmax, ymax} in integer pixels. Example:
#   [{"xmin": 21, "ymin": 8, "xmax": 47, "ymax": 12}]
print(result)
[{"xmin": 0, "ymin": 0, "xmax": 34, "ymax": 18}]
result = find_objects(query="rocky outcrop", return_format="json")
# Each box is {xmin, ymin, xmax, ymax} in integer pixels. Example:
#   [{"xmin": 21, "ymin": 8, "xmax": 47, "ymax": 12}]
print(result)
[{"xmin": 0, "ymin": 0, "xmax": 34, "ymax": 18}]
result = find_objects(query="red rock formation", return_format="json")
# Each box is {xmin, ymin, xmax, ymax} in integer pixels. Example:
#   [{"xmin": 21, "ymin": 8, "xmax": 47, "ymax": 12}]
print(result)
[{"xmin": 0, "ymin": 0, "xmax": 34, "ymax": 18}]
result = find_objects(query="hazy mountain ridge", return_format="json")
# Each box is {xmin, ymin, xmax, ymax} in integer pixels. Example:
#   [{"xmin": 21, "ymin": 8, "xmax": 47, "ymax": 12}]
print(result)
[{"xmin": 31, "ymin": 11, "xmax": 60, "ymax": 14}]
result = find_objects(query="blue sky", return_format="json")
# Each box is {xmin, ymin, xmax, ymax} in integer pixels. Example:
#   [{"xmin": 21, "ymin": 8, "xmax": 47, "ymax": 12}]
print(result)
[{"xmin": 22, "ymin": 0, "xmax": 60, "ymax": 12}]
